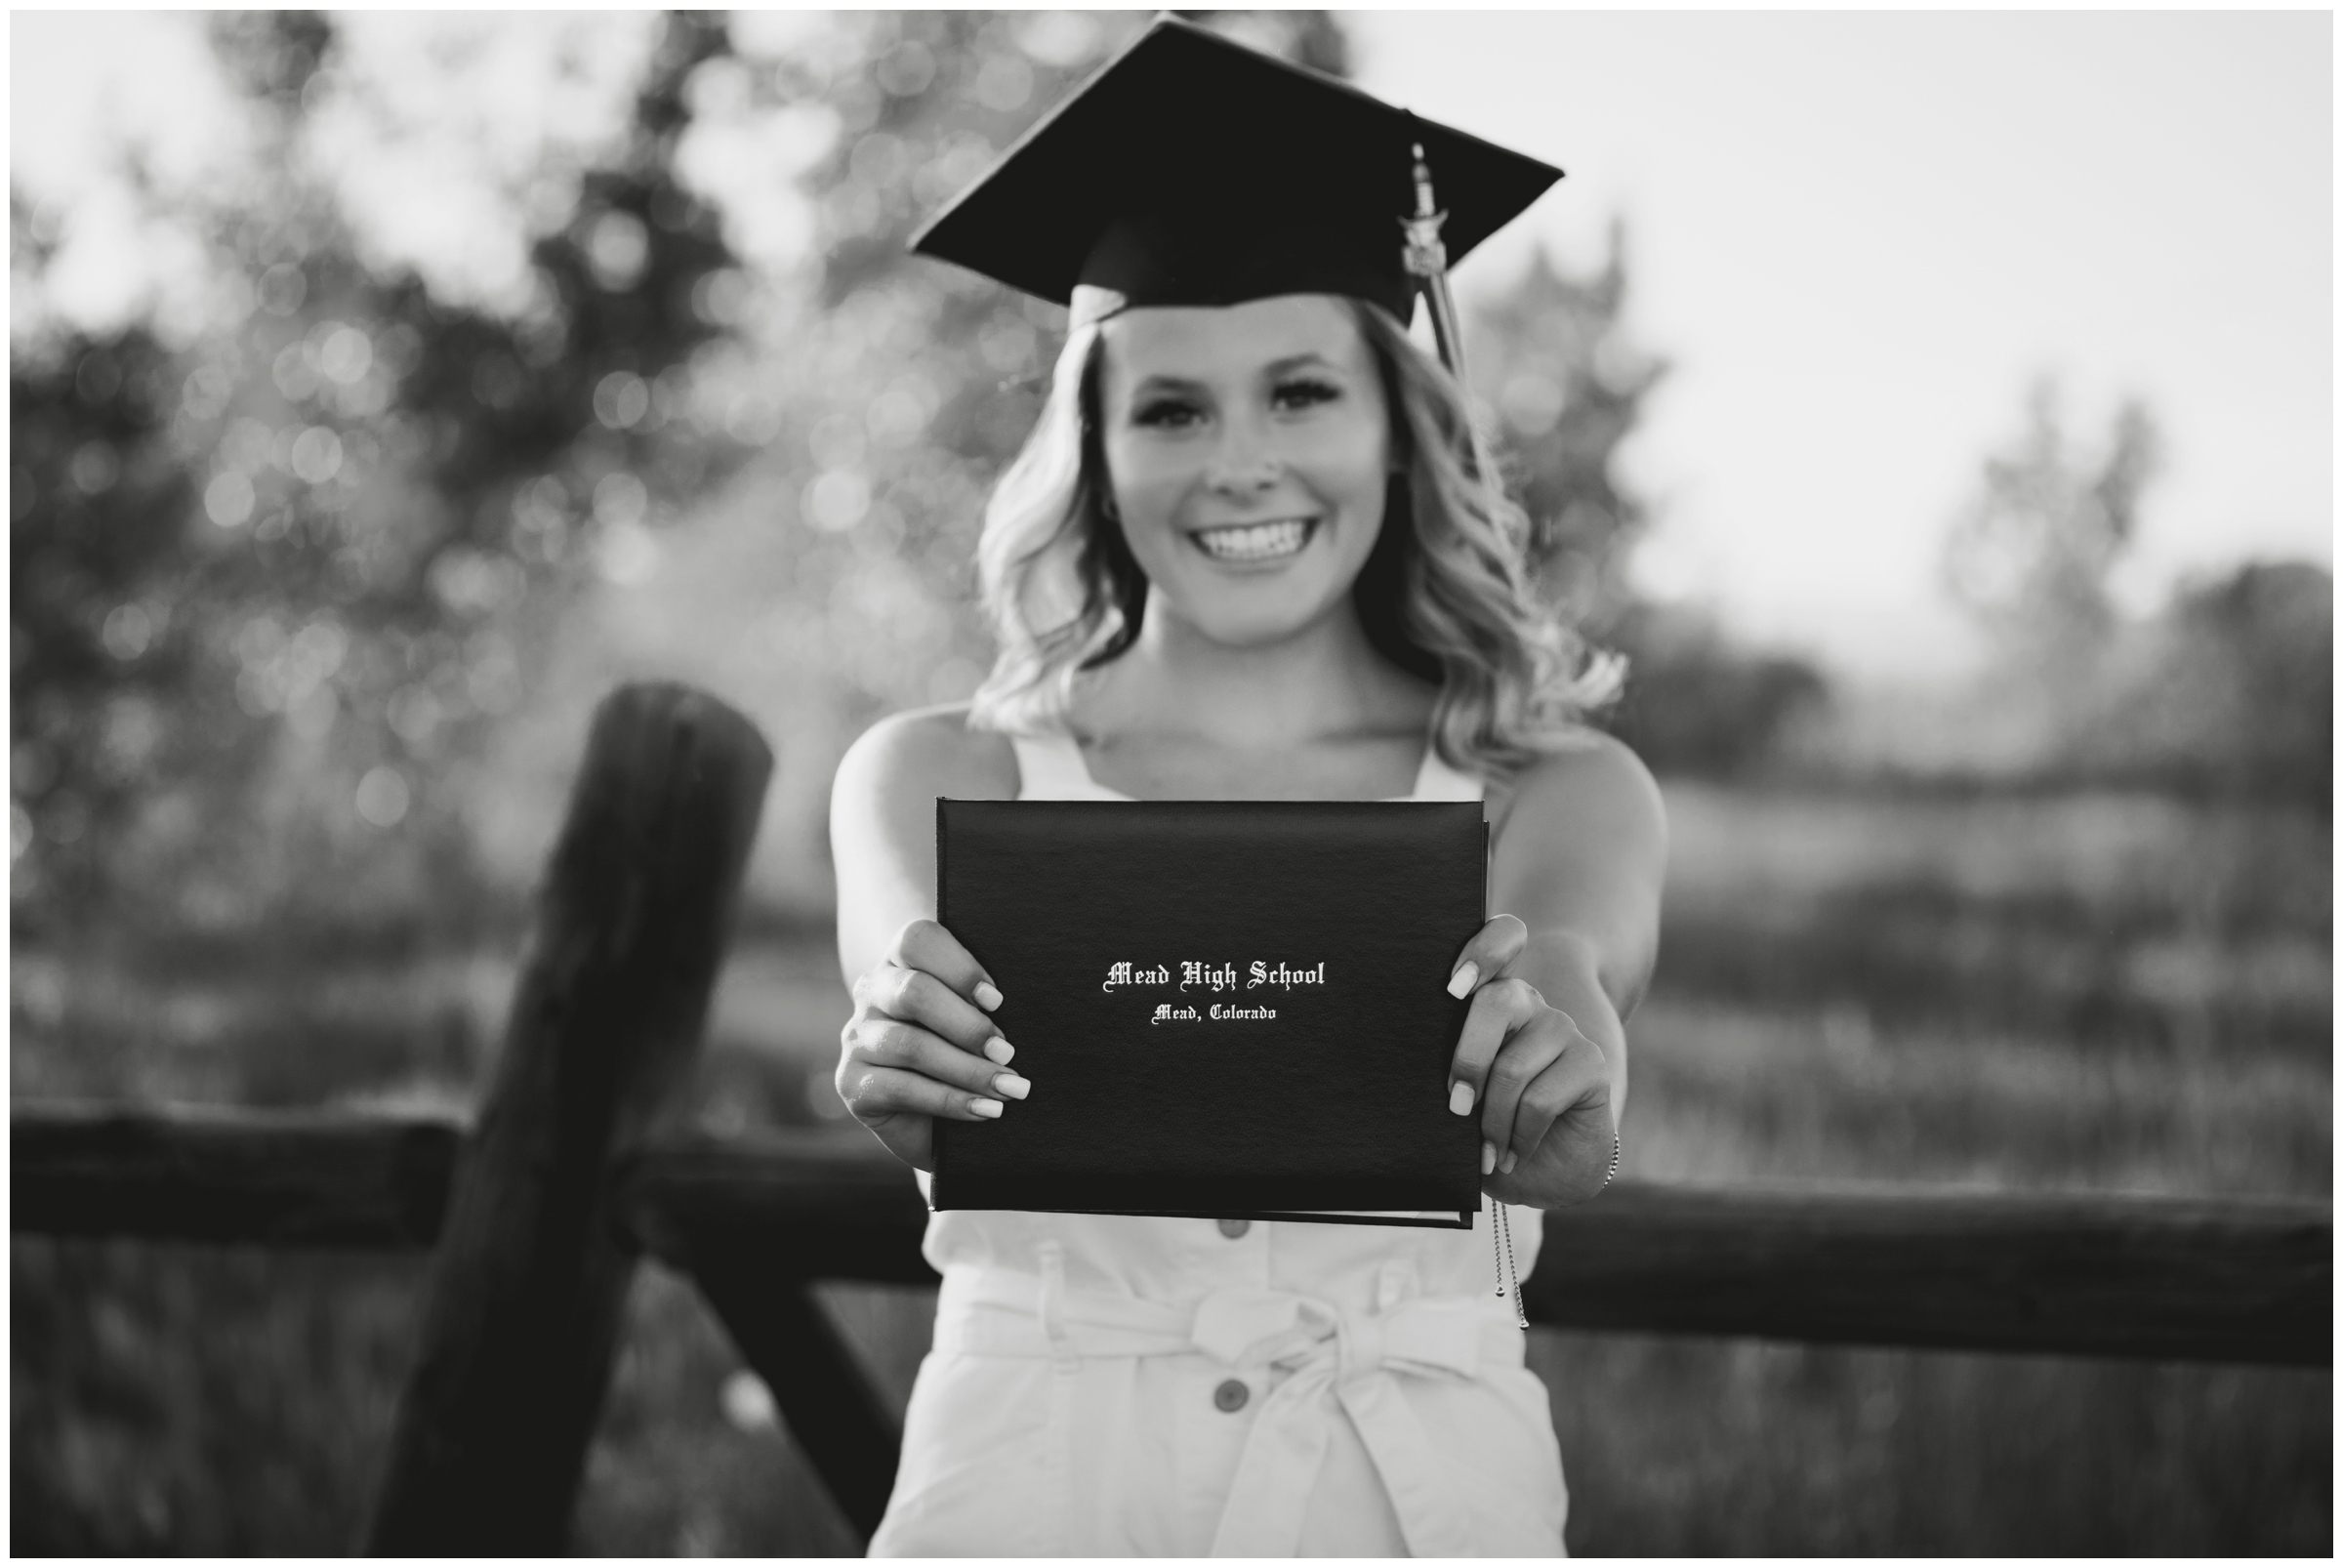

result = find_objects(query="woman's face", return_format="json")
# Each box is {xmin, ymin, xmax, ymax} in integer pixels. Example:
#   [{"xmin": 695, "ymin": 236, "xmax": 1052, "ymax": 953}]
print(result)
[{"xmin": 1096, "ymin": 294, "xmax": 1392, "ymax": 650}]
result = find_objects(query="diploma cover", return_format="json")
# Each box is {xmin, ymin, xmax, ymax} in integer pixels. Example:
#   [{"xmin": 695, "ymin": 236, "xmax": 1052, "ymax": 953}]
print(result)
[{"xmin": 932, "ymin": 799, "xmax": 1487, "ymax": 1227}]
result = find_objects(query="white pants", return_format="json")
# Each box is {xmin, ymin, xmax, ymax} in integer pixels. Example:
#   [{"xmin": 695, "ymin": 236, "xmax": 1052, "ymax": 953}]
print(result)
[{"xmin": 869, "ymin": 1262, "xmax": 1568, "ymax": 1557}]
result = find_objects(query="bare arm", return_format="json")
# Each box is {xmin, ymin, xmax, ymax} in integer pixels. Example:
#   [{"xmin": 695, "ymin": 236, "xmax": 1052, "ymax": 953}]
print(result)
[
  {"xmin": 827, "ymin": 705, "xmax": 1023, "ymax": 1170},
  {"xmin": 1448, "ymin": 732, "xmax": 1668, "ymax": 1206},
  {"xmin": 830, "ymin": 703, "xmax": 1019, "ymax": 986},
  {"xmin": 1488, "ymin": 730, "xmax": 1667, "ymax": 1121}
]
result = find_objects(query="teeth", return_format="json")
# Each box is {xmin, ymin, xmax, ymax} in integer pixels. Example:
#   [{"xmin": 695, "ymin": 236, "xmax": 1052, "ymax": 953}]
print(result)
[{"xmin": 1194, "ymin": 519, "xmax": 1311, "ymax": 562}]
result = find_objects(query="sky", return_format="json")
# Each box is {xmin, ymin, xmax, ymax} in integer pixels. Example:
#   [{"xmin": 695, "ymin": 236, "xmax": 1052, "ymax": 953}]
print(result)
[
  {"xmin": 13, "ymin": 11, "xmax": 2331, "ymax": 682},
  {"xmin": 1352, "ymin": 10, "xmax": 2332, "ymax": 677}
]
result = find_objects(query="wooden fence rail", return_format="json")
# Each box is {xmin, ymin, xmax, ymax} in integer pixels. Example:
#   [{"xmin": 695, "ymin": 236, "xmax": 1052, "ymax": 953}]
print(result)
[
  {"xmin": 17, "ymin": 1102, "xmax": 2329, "ymax": 1371},
  {"xmin": 10, "ymin": 681, "xmax": 2331, "ymax": 1550}
]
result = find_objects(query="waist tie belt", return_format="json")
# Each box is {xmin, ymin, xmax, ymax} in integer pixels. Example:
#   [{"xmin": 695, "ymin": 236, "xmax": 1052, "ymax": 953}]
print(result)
[{"xmin": 932, "ymin": 1256, "xmax": 1523, "ymax": 1557}]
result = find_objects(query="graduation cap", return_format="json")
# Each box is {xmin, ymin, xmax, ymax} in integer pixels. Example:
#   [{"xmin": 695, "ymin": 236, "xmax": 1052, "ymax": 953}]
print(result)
[{"xmin": 909, "ymin": 14, "xmax": 1562, "ymax": 374}]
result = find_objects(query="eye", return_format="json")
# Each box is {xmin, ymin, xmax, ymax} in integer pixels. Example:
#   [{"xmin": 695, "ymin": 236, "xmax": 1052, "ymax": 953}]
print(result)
[
  {"xmin": 1131, "ymin": 396, "xmax": 1205, "ymax": 431},
  {"xmin": 1271, "ymin": 377, "xmax": 1342, "ymax": 412}
]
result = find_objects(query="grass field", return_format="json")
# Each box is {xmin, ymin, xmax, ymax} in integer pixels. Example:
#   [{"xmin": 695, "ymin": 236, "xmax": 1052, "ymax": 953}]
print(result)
[{"xmin": 11, "ymin": 783, "xmax": 2330, "ymax": 1553}]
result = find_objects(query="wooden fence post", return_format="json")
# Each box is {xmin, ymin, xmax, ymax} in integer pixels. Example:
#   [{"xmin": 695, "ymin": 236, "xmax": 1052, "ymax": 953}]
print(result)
[
  {"xmin": 692, "ymin": 1267, "xmax": 905, "ymax": 1540},
  {"xmin": 619, "ymin": 1135, "xmax": 936, "ymax": 1540},
  {"xmin": 362, "ymin": 682, "xmax": 771, "ymax": 1554}
]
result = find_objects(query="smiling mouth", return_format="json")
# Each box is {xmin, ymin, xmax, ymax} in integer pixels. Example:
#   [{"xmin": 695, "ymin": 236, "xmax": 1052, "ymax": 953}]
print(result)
[{"xmin": 1188, "ymin": 517, "xmax": 1317, "ymax": 563}]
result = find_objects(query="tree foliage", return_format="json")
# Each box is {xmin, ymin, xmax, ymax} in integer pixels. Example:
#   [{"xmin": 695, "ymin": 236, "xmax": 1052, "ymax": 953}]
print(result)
[
  {"xmin": 12, "ymin": 11, "xmax": 1384, "ymax": 937},
  {"xmin": 1918, "ymin": 379, "xmax": 2323, "ymax": 807},
  {"xmin": 1603, "ymin": 602, "xmax": 1830, "ymax": 779},
  {"xmin": 1464, "ymin": 231, "xmax": 1829, "ymax": 776},
  {"xmin": 1942, "ymin": 377, "xmax": 2161, "ymax": 661},
  {"xmin": 12, "ymin": 13, "xmax": 754, "ymax": 940},
  {"xmin": 1467, "ymin": 227, "xmax": 1665, "ymax": 638},
  {"xmin": 2074, "ymin": 560, "xmax": 2332, "ymax": 812}
]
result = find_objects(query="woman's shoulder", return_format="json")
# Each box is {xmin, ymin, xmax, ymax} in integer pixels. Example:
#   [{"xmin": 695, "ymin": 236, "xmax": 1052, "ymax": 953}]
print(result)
[
  {"xmin": 1486, "ymin": 727, "xmax": 1667, "ymax": 859},
  {"xmin": 835, "ymin": 702, "xmax": 1023, "ymax": 807}
]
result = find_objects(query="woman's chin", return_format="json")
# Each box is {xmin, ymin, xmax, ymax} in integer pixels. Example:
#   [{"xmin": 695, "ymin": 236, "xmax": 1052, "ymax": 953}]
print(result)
[{"xmin": 1158, "ymin": 587, "xmax": 1354, "ymax": 652}]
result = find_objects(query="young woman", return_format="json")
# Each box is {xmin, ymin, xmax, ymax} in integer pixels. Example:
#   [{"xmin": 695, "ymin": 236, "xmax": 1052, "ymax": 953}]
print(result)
[{"xmin": 827, "ymin": 20, "xmax": 1666, "ymax": 1557}]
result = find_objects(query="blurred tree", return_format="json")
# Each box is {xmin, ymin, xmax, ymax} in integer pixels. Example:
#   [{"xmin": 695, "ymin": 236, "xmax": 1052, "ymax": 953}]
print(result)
[
  {"xmin": 1942, "ymin": 377, "xmax": 2161, "ymax": 664},
  {"xmin": 2075, "ymin": 560, "xmax": 2332, "ymax": 812},
  {"xmin": 2171, "ymin": 561, "xmax": 2331, "ymax": 808},
  {"xmin": 1178, "ymin": 10, "xmax": 1352, "ymax": 75},
  {"xmin": 1601, "ymin": 601, "xmax": 1829, "ymax": 779},
  {"xmin": 14, "ymin": 9, "xmax": 1378, "ymax": 944},
  {"xmin": 1915, "ymin": 380, "xmax": 2325, "ymax": 807},
  {"xmin": 11, "ymin": 12, "xmax": 754, "ymax": 944},
  {"xmin": 1463, "ymin": 229, "xmax": 1829, "ymax": 778},
  {"xmin": 1466, "ymin": 227, "xmax": 1667, "ymax": 637},
  {"xmin": 11, "ymin": 327, "xmax": 210, "ymax": 930}
]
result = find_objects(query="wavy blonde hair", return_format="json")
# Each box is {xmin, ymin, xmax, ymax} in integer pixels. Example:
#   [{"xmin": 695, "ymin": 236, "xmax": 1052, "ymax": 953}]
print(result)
[{"xmin": 966, "ymin": 299, "xmax": 1624, "ymax": 780}]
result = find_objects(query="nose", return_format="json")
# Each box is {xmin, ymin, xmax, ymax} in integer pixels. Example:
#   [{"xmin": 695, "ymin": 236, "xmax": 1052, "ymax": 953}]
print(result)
[{"xmin": 1204, "ymin": 416, "xmax": 1281, "ymax": 498}]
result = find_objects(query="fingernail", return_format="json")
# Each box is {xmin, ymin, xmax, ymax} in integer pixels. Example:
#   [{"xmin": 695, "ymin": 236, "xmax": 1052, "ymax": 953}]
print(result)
[
  {"xmin": 1480, "ymin": 1139, "xmax": 1497, "ymax": 1176},
  {"xmin": 1500, "ymin": 1149, "xmax": 1518, "ymax": 1176},
  {"xmin": 1449, "ymin": 1081, "xmax": 1475, "ymax": 1117},
  {"xmin": 974, "ymin": 981, "xmax": 1004, "ymax": 1011},
  {"xmin": 992, "ymin": 1072, "xmax": 1030, "ymax": 1101},
  {"xmin": 982, "ymin": 1036, "xmax": 1014, "ymax": 1066},
  {"xmin": 970, "ymin": 1098, "xmax": 1004, "ymax": 1119},
  {"xmin": 1447, "ymin": 962, "xmax": 1478, "ymax": 999}
]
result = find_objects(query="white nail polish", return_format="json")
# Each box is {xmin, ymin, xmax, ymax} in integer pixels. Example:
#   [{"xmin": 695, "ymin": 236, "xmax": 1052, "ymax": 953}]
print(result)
[
  {"xmin": 983, "ymin": 1037, "xmax": 1015, "ymax": 1066},
  {"xmin": 970, "ymin": 1098, "xmax": 1004, "ymax": 1119},
  {"xmin": 1449, "ymin": 1081, "xmax": 1475, "ymax": 1117},
  {"xmin": 993, "ymin": 1072, "xmax": 1030, "ymax": 1100},
  {"xmin": 1480, "ymin": 1139, "xmax": 1497, "ymax": 1176},
  {"xmin": 1500, "ymin": 1150, "xmax": 1518, "ymax": 1176},
  {"xmin": 1447, "ymin": 962, "xmax": 1478, "ymax": 999},
  {"xmin": 974, "ymin": 981, "xmax": 1005, "ymax": 1011}
]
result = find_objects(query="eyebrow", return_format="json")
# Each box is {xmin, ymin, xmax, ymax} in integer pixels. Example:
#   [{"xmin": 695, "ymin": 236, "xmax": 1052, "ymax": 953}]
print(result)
[{"xmin": 1125, "ymin": 352, "xmax": 1343, "ymax": 397}]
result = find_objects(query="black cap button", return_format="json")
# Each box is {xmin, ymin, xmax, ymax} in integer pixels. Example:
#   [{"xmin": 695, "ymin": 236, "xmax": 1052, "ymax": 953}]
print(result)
[
  {"xmin": 1213, "ymin": 1379, "xmax": 1250, "ymax": 1414},
  {"xmin": 1217, "ymin": 1217, "xmax": 1251, "ymax": 1239}
]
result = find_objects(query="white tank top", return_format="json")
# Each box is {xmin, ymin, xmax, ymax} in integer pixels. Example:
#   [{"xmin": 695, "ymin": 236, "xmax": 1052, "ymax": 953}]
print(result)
[{"xmin": 1004, "ymin": 728, "xmax": 1490, "ymax": 804}]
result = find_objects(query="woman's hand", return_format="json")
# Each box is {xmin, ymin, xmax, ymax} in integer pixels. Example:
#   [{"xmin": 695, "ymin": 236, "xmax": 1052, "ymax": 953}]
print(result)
[
  {"xmin": 1444, "ymin": 914, "xmax": 1619, "ymax": 1207},
  {"xmin": 837, "ymin": 918, "xmax": 1030, "ymax": 1172}
]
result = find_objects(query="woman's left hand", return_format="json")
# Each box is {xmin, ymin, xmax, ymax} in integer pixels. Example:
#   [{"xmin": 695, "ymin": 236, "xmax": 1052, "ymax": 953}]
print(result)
[{"xmin": 1444, "ymin": 914, "xmax": 1618, "ymax": 1206}]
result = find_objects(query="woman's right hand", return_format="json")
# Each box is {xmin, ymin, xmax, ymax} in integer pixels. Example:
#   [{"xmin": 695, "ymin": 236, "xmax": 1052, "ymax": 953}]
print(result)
[{"xmin": 836, "ymin": 918, "xmax": 1030, "ymax": 1172}]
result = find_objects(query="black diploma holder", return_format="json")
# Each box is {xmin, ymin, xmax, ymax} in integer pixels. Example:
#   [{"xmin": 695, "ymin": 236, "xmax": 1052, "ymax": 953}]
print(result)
[{"xmin": 931, "ymin": 799, "xmax": 1488, "ymax": 1227}]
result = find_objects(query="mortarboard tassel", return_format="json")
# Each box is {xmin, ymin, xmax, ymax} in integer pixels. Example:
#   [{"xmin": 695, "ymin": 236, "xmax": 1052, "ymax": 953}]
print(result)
[{"xmin": 1401, "ymin": 133, "xmax": 1469, "ymax": 379}]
